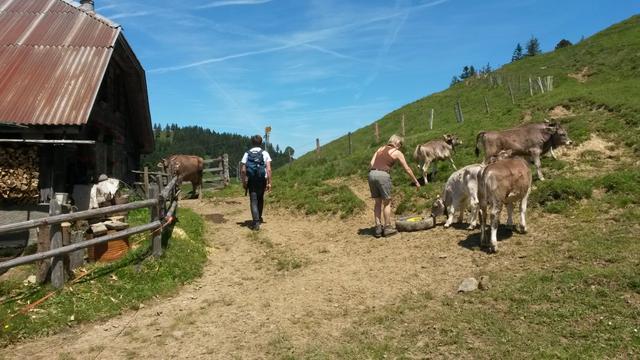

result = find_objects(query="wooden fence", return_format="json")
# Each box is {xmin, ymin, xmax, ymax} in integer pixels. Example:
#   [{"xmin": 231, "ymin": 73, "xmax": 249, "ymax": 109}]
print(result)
[
  {"xmin": 0, "ymin": 176, "xmax": 179, "ymax": 289},
  {"xmin": 202, "ymin": 154, "xmax": 230, "ymax": 193}
]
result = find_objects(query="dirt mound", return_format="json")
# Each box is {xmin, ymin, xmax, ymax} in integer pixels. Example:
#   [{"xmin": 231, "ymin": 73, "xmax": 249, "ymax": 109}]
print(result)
[
  {"xmin": 557, "ymin": 134, "xmax": 624, "ymax": 174},
  {"xmin": 548, "ymin": 105, "xmax": 574, "ymax": 119},
  {"xmin": 568, "ymin": 66, "xmax": 592, "ymax": 83}
]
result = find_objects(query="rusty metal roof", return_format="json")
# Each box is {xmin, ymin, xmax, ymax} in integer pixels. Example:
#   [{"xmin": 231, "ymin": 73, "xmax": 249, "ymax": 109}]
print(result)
[{"xmin": 0, "ymin": 0, "xmax": 121, "ymax": 126}]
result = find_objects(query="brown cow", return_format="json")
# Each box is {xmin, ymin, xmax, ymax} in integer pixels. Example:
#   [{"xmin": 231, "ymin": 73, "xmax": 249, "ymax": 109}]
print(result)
[
  {"xmin": 158, "ymin": 155, "xmax": 204, "ymax": 197},
  {"xmin": 475, "ymin": 122, "xmax": 572, "ymax": 180},
  {"xmin": 477, "ymin": 157, "xmax": 532, "ymax": 253},
  {"xmin": 413, "ymin": 134, "xmax": 462, "ymax": 184}
]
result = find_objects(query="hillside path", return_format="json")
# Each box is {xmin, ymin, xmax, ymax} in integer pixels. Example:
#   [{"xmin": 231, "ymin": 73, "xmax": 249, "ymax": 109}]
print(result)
[{"xmin": 5, "ymin": 186, "xmax": 551, "ymax": 359}]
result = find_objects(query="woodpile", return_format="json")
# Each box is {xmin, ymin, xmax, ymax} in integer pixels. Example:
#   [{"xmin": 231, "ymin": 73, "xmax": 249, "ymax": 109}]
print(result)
[{"xmin": 0, "ymin": 145, "xmax": 39, "ymax": 204}]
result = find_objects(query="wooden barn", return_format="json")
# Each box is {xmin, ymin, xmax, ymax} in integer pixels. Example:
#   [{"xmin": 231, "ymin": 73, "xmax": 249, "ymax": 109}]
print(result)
[{"xmin": 0, "ymin": 0, "xmax": 154, "ymax": 254}]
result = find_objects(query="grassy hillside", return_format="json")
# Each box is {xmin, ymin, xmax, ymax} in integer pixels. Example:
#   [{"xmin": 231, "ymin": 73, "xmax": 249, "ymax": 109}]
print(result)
[
  {"xmin": 272, "ymin": 15, "xmax": 640, "ymax": 217},
  {"xmin": 267, "ymin": 16, "xmax": 640, "ymax": 358}
]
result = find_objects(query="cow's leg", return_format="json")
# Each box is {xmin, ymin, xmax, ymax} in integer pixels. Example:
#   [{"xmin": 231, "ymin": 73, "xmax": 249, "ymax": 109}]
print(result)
[
  {"xmin": 479, "ymin": 206, "xmax": 487, "ymax": 248},
  {"xmin": 422, "ymin": 161, "xmax": 431, "ymax": 184},
  {"xmin": 519, "ymin": 191, "xmax": 530, "ymax": 234},
  {"xmin": 444, "ymin": 202, "xmax": 455, "ymax": 228},
  {"xmin": 467, "ymin": 196, "xmax": 479, "ymax": 229},
  {"xmin": 457, "ymin": 199, "xmax": 466, "ymax": 224},
  {"xmin": 506, "ymin": 203, "xmax": 515, "ymax": 227},
  {"xmin": 531, "ymin": 150, "xmax": 545, "ymax": 181},
  {"xmin": 449, "ymin": 157, "xmax": 457, "ymax": 170},
  {"xmin": 489, "ymin": 203, "xmax": 502, "ymax": 253}
]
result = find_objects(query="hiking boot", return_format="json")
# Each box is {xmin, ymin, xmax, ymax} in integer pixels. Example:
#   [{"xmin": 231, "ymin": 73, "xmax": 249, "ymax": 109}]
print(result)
[
  {"xmin": 252, "ymin": 222, "xmax": 260, "ymax": 231},
  {"xmin": 383, "ymin": 226, "xmax": 398, "ymax": 237},
  {"xmin": 374, "ymin": 224, "xmax": 383, "ymax": 238}
]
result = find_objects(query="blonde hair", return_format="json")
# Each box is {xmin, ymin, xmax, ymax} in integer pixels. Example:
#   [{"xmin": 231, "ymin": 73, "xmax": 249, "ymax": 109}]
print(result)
[{"xmin": 387, "ymin": 134, "xmax": 404, "ymax": 149}]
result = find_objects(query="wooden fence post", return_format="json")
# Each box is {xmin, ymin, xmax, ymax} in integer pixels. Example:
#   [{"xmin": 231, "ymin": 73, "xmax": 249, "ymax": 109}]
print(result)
[
  {"xmin": 455, "ymin": 100, "xmax": 464, "ymax": 123},
  {"xmin": 287, "ymin": 148, "xmax": 292, "ymax": 165},
  {"xmin": 528, "ymin": 76, "xmax": 534, "ymax": 96},
  {"xmin": 508, "ymin": 83, "xmax": 515, "ymax": 104},
  {"xmin": 348, "ymin": 132, "xmax": 352, "ymax": 155},
  {"xmin": 149, "ymin": 184, "xmax": 163, "ymax": 258},
  {"xmin": 69, "ymin": 226, "xmax": 86, "ymax": 270},
  {"xmin": 223, "ymin": 153, "xmax": 230, "ymax": 185},
  {"xmin": 429, "ymin": 108, "xmax": 434, "ymax": 130},
  {"xmin": 483, "ymin": 96, "xmax": 490, "ymax": 114},
  {"xmin": 401, "ymin": 114, "xmax": 405, "ymax": 136},
  {"xmin": 36, "ymin": 224, "xmax": 50, "ymax": 284},
  {"xmin": 537, "ymin": 76, "xmax": 545, "ymax": 94},
  {"xmin": 49, "ymin": 197, "xmax": 64, "ymax": 289},
  {"xmin": 374, "ymin": 122, "xmax": 379, "ymax": 143},
  {"xmin": 143, "ymin": 166, "xmax": 150, "ymax": 199},
  {"xmin": 316, "ymin": 138, "xmax": 320, "ymax": 154},
  {"xmin": 546, "ymin": 76, "xmax": 553, "ymax": 91}
]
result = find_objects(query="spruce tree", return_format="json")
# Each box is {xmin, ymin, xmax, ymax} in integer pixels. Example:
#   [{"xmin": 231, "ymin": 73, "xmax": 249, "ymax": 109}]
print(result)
[
  {"xmin": 525, "ymin": 36, "xmax": 541, "ymax": 56},
  {"xmin": 512, "ymin": 43, "xmax": 523, "ymax": 62}
]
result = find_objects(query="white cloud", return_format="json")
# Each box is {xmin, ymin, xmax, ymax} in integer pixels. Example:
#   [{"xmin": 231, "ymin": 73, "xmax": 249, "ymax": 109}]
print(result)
[{"xmin": 197, "ymin": 0, "xmax": 272, "ymax": 9}]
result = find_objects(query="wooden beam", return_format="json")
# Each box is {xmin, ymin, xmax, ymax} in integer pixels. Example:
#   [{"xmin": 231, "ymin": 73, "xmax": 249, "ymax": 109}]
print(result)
[
  {"xmin": 0, "ymin": 221, "xmax": 162, "ymax": 272},
  {"xmin": 0, "ymin": 199, "xmax": 158, "ymax": 236}
]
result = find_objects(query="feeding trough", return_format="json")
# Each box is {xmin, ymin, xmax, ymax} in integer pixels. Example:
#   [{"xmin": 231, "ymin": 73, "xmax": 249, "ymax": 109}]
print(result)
[{"xmin": 396, "ymin": 214, "xmax": 436, "ymax": 232}]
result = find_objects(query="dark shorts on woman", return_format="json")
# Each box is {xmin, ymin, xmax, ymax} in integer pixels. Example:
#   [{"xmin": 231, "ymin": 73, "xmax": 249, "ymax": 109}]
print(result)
[{"xmin": 368, "ymin": 170, "xmax": 392, "ymax": 199}]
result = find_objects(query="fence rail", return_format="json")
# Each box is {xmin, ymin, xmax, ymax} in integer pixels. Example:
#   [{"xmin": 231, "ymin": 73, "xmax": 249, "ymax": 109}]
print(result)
[{"xmin": 0, "ymin": 175, "xmax": 180, "ymax": 288}]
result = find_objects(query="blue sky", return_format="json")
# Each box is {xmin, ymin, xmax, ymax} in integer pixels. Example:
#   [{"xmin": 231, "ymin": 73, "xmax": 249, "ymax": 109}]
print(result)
[{"xmin": 95, "ymin": 0, "xmax": 638, "ymax": 155}]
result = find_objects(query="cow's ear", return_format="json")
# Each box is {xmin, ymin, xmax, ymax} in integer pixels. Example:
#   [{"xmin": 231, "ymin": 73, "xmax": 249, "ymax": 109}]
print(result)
[{"xmin": 442, "ymin": 134, "xmax": 449, "ymax": 140}]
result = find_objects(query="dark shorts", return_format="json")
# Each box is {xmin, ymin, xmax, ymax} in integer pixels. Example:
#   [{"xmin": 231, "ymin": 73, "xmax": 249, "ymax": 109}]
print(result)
[{"xmin": 368, "ymin": 170, "xmax": 392, "ymax": 199}]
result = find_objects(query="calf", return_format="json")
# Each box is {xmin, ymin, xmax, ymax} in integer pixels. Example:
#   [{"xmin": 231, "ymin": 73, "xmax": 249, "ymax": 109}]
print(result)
[
  {"xmin": 158, "ymin": 155, "xmax": 204, "ymax": 197},
  {"xmin": 475, "ymin": 122, "xmax": 572, "ymax": 180},
  {"xmin": 413, "ymin": 134, "xmax": 462, "ymax": 184},
  {"xmin": 431, "ymin": 150, "xmax": 513, "ymax": 229},
  {"xmin": 477, "ymin": 157, "xmax": 532, "ymax": 253},
  {"xmin": 431, "ymin": 164, "xmax": 484, "ymax": 229}
]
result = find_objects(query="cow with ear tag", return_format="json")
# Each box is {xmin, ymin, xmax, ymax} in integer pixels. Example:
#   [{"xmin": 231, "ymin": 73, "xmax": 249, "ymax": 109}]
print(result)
[
  {"xmin": 413, "ymin": 134, "xmax": 462, "ymax": 184},
  {"xmin": 157, "ymin": 155, "xmax": 204, "ymax": 197},
  {"xmin": 477, "ymin": 155, "xmax": 532, "ymax": 253},
  {"xmin": 475, "ymin": 122, "xmax": 573, "ymax": 180}
]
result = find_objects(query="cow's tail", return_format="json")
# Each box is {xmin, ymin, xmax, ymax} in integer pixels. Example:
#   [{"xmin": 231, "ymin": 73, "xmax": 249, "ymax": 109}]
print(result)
[
  {"xmin": 475, "ymin": 132, "xmax": 485, "ymax": 157},
  {"xmin": 413, "ymin": 144, "xmax": 422, "ymax": 162}
]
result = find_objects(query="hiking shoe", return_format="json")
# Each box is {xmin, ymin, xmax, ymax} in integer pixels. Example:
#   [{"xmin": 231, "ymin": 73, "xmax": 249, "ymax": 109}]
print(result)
[
  {"xmin": 374, "ymin": 225, "xmax": 383, "ymax": 238},
  {"xmin": 383, "ymin": 226, "xmax": 398, "ymax": 237},
  {"xmin": 252, "ymin": 222, "xmax": 260, "ymax": 231}
]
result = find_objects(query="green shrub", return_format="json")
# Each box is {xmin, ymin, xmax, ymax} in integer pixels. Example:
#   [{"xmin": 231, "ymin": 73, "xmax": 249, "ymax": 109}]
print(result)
[{"xmin": 531, "ymin": 178, "xmax": 593, "ymax": 213}]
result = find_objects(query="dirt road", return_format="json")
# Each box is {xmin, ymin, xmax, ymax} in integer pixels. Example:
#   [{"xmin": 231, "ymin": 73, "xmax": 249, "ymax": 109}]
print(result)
[{"xmin": 5, "ymin": 184, "xmax": 553, "ymax": 359}]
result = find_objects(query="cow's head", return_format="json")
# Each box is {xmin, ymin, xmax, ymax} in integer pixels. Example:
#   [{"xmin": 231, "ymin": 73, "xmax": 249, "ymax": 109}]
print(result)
[
  {"xmin": 547, "ymin": 123, "xmax": 573, "ymax": 147},
  {"xmin": 157, "ymin": 159, "xmax": 168, "ymax": 171},
  {"xmin": 431, "ymin": 195, "xmax": 446, "ymax": 218},
  {"xmin": 443, "ymin": 134, "xmax": 462, "ymax": 147},
  {"xmin": 488, "ymin": 149, "xmax": 513, "ymax": 164}
]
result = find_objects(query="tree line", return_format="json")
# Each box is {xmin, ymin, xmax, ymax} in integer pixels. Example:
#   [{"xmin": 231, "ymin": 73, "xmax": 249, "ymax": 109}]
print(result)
[
  {"xmin": 143, "ymin": 124, "xmax": 295, "ymax": 176},
  {"xmin": 450, "ymin": 36, "xmax": 575, "ymax": 86}
]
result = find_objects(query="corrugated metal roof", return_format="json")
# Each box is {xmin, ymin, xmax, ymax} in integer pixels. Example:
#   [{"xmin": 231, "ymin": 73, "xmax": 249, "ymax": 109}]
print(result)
[{"xmin": 0, "ymin": 0, "xmax": 120, "ymax": 126}]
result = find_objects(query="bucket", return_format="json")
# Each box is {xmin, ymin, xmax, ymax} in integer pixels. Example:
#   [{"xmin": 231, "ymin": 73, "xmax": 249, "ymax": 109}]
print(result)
[{"xmin": 88, "ymin": 229, "xmax": 130, "ymax": 262}]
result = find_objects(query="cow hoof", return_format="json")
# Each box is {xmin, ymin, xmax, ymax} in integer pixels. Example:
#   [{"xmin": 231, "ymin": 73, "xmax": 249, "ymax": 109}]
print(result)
[
  {"xmin": 518, "ymin": 225, "xmax": 528, "ymax": 234},
  {"xmin": 467, "ymin": 224, "xmax": 476, "ymax": 230},
  {"xmin": 443, "ymin": 223, "xmax": 451, "ymax": 228}
]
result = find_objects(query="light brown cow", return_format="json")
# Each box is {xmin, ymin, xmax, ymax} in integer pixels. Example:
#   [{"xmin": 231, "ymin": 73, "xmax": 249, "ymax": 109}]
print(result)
[
  {"xmin": 475, "ymin": 122, "xmax": 572, "ymax": 180},
  {"xmin": 477, "ymin": 157, "xmax": 532, "ymax": 253},
  {"xmin": 413, "ymin": 134, "xmax": 462, "ymax": 184},
  {"xmin": 158, "ymin": 155, "xmax": 204, "ymax": 197}
]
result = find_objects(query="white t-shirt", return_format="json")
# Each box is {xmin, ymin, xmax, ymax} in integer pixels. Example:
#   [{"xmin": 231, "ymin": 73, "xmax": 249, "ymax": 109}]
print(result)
[{"xmin": 241, "ymin": 147, "xmax": 272, "ymax": 178}]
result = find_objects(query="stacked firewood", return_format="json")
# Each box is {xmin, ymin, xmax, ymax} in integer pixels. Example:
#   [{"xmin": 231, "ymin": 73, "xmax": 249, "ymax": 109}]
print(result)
[{"xmin": 0, "ymin": 145, "xmax": 39, "ymax": 204}]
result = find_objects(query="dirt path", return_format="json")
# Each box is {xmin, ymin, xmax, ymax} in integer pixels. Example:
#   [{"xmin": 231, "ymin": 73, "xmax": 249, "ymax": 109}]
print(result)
[{"xmin": 5, "ymin": 186, "xmax": 558, "ymax": 359}]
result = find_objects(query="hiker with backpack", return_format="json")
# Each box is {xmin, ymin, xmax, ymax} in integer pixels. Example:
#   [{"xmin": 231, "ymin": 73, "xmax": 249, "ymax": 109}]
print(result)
[{"xmin": 241, "ymin": 135, "xmax": 272, "ymax": 231}]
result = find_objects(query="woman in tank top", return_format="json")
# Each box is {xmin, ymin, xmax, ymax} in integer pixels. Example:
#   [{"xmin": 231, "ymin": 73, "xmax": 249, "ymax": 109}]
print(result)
[{"xmin": 368, "ymin": 134, "xmax": 420, "ymax": 238}]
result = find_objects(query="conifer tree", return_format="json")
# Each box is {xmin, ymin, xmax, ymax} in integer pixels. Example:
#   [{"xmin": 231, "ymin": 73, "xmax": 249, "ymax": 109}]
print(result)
[
  {"xmin": 525, "ymin": 36, "xmax": 541, "ymax": 57},
  {"xmin": 512, "ymin": 43, "xmax": 524, "ymax": 62}
]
